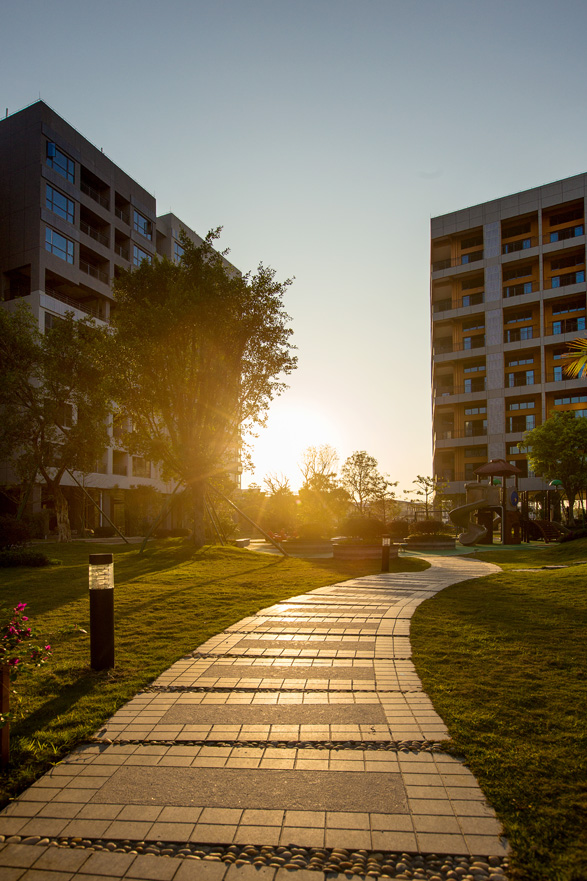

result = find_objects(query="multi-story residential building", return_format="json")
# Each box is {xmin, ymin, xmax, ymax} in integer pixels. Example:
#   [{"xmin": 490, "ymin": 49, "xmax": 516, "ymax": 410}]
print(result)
[
  {"xmin": 0, "ymin": 101, "xmax": 237, "ymax": 534},
  {"xmin": 431, "ymin": 174, "xmax": 587, "ymax": 498}
]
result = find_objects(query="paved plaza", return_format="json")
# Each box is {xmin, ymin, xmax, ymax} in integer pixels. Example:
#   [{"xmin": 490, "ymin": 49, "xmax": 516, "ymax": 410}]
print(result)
[{"xmin": 0, "ymin": 555, "xmax": 509, "ymax": 880}]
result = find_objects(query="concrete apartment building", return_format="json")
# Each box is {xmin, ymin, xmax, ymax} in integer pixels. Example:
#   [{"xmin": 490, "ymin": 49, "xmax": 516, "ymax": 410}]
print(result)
[
  {"xmin": 431, "ymin": 173, "xmax": 587, "ymax": 498},
  {"xmin": 0, "ymin": 101, "xmax": 233, "ymax": 534}
]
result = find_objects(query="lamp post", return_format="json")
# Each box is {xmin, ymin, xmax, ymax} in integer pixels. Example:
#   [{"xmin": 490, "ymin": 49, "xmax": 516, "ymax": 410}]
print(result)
[
  {"xmin": 381, "ymin": 534, "xmax": 391, "ymax": 573},
  {"xmin": 89, "ymin": 554, "xmax": 115, "ymax": 670}
]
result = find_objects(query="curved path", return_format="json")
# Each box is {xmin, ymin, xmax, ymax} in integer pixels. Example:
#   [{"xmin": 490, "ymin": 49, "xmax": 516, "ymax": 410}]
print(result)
[{"xmin": 0, "ymin": 555, "xmax": 508, "ymax": 880}]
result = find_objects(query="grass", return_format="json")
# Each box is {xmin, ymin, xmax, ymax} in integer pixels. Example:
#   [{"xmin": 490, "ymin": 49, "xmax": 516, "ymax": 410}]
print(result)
[
  {"xmin": 411, "ymin": 538, "xmax": 587, "ymax": 881},
  {"xmin": 0, "ymin": 540, "xmax": 428, "ymax": 808}
]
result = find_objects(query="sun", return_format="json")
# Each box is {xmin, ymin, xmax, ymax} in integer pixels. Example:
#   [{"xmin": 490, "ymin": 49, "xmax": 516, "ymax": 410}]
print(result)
[{"xmin": 245, "ymin": 400, "xmax": 344, "ymax": 491}]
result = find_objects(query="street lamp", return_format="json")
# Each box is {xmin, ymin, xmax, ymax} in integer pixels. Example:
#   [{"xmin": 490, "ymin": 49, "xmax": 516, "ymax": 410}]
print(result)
[{"xmin": 381, "ymin": 534, "xmax": 391, "ymax": 573}]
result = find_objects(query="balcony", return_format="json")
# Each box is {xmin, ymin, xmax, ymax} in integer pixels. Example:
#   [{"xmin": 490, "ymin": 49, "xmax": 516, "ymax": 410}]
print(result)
[
  {"xmin": 544, "ymin": 224, "xmax": 584, "ymax": 244},
  {"xmin": 502, "ymin": 236, "xmax": 539, "ymax": 254},
  {"xmin": 503, "ymin": 281, "xmax": 539, "ymax": 299},
  {"xmin": 435, "ymin": 426, "xmax": 487, "ymax": 440},
  {"xmin": 546, "ymin": 316, "xmax": 586, "ymax": 336},
  {"xmin": 115, "ymin": 206, "xmax": 130, "ymax": 225},
  {"xmin": 115, "ymin": 242, "xmax": 130, "ymax": 261},
  {"xmin": 546, "ymin": 270, "xmax": 585, "ymax": 289},
  {"xmin": 433, "ymin": 299, "xmax": 453, "ymax": 314},
  {"xmin": 504, "ymin": 325, "xmax": 539, "ymax": 344},
  {"xmin": 432, "ymin": 251, "xmax": 484, "ymax": 272},
  {"xmin": 80, "ymin": 260, "xmax": 109, "ymax": 286},
  {"xmin": 433, "ymin": 336, "xmax": 486, "ymax": 356},
  {"xmin": 80, "ymin": 220, "xmax": 109, "ymax": 249},
  {"xmin": 44, "ymin": 286, "xmax": 103, "ymax": 320},
  {"xmin": 80, "ymin": 180, "xmax": 110, "ymax": 211}
]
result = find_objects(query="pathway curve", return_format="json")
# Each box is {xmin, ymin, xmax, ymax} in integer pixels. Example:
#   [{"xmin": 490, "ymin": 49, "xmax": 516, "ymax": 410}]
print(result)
[{"xmin": 0, "ymin": 555, "xmax": 510, "ymax": 881}]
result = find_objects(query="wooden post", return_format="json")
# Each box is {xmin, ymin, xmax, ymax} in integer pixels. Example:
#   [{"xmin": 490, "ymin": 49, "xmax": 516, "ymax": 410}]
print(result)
[{"xmin": 1, "ymin": 664, "xmax": 10, "ymax": 767}]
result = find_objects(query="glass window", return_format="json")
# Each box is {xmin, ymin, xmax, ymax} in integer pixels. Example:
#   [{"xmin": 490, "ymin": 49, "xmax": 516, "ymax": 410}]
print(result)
[
  {"xmin": 45, "ymin": 227, "xmax": 74, "ymax": 264},
  {"xmin": 173, "ymin": 240, "xmax": 185, "ymax": 263},
  {"xmin": 132, "ymin": 456, "xmax": 152, "ymax": 478},
  {"xmin": 46, "ymin": 143, "xmax": 75, "ymax": 183},
  {"xmin": 133, "ymin": 210, "xmax": 152, "ymax": 240},
  {"xmin": 133, "ymin": 245, "xmax": 152, "ymax": 267},
  {"xmin": 553, "ymin": 366, "xmax": 563, "ymax": 381},
  {"xmin": 46, "ymin": 184, "xmax": 74, "ymax": 224},
  {"xmin": 464, "ymin": 406, "xmax": 487, "ymax": 415},
  {"xmin": 554, "ymin": 394, "xmax": 587, "ymax": 405}
]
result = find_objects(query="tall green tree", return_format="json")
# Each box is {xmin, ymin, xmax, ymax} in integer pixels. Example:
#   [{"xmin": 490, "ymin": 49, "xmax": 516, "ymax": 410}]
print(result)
[
  {"xmin": 524, "ymin": 411, "xmax": 587, "ymax": 525},
  {"xmin": 110, "ymin": 231, "xmax": 297, "ymax": 547},
  {"xmin": 0, "ymin": 304, "xmax": 110, "ymax": 541}
]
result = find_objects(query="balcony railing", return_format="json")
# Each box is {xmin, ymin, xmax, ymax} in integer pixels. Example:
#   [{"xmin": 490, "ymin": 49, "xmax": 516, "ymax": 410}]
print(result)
[
  {"xmin": 81, "ymin": 180, "xmax": 110, "ymax": 210},
  {"xmin": 435, "ymin": 426, "xmax": 487, "ymax": 440},
  {"xmin": 433, "ymin": 336, "xmax": 486, "ymax": 356},
  {"xmin": 435, "ymin": 379, "xmax": 487, "ymax": 396},
  {"xmin": 115, "ymin": 243, "xmax": 130, "ymax": 261},
  {"xmin": 80, "ymin": 220, "xmax": 109, "ymax": 248},
  {"xmin": 115, "ymin": 206, "xmax": 130, "ymax": 225},
  {"xmin": 545, "ymin": 316, "xmax": 586, "ymax": 336},
  {"xmin": 545, "ymin": 270, "xmax": 585, "ymax": 289},
  {"xmin": 503, "ymin": 281, "xmax": 539, "ymax": 298},
  {"xmin": 503, "ymin": 325, "xmax": 539, "ymax": 344},
  {"xmin": 432, "ymin": 251, "xmax": 484, "ymax": 272},
  {"xmin": 501, "ymin": 236, "xmax": 539, "ymax": 254},
  {"xmin": 544, "ymin": 224, "xmax": 584, "ymax": 244},
  {"xmin": 44, "ymin": 286, "xmax": 103, "ymax": 320},
  {"xmin": 80, "ymin": 260, "xmax": 109, "ymax": 285},
  {"xmin": 433, "ymin": 299, "xmax": 453, "ymax": 313}
]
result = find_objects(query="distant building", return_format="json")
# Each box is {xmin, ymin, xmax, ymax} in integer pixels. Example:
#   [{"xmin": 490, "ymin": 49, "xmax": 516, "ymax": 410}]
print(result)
[
  {"xmin": 431, "ymin": 174, "xmax": 587, "ymax": 498},
  {"xmin": 0, "ymin": 101, "xmax": 239, "ymax": 534}
]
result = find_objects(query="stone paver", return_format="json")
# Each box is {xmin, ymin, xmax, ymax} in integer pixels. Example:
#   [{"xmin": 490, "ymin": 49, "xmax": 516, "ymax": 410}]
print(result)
[{"xmin": 0, "ymin": 555, "xmax": 507, "ymax": 880}]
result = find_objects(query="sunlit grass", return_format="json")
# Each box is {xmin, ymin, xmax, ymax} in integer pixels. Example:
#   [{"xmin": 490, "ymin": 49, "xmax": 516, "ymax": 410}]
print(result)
[
  {"xmin": 0, "ymin": 540, "xmax": 429, "ymax": 807},
  {"xmin": 412, "ymin": 541, "xmax": 587, "ymax": 881}
]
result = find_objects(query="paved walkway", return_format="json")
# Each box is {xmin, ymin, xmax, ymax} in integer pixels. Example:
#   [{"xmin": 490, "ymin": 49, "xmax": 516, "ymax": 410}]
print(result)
[{"xmin": 0, "ymin": 555, "xmax": 508, "ymax": 880}]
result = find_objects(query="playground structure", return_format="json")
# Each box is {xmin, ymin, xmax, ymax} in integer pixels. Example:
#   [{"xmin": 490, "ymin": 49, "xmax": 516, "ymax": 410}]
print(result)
[
  {"xmin": 450, "ymin": 460, "xmax": 522, "ymax": 546},
  {"xmin": 449, "ymin": 459, "xmax": 570, "ymax": 546}
]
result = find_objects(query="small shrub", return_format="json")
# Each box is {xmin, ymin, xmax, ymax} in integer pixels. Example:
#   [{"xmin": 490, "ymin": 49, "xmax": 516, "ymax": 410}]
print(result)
[
  {"xmin": 0, "ymin": 516, "xmax": 31, "ymax": 550},
  {"xmin": 339, "ymin": 515, "xmax": 385, "ymax": 541},
  {"xmin": 387, "ymin": 519, "xmax": 411, "ymax": 540},
  {"xmin": 410, "ymin": 519, "xmax": 446, "ymax": 536},
  {"xmin": 406, "ymin": 532, "xmax": 454, "ymax": 544},
  {"xmin": 24, "ymin": 510, "xmax": 51, "ymax": 540},
  {"xmin": 297, "ymin": 522, "xmax": 328, "ymax": 541},
  {"xmin": 0, "ymin": 549, "xmax": 52, "ymax": 567},
  {"xmin": 560, "ymin": 528, "xmax": 587, "ymax": 543},
  {"xmin": 93, "ymin": 526, "xmax": 116, "ymax": 538}
]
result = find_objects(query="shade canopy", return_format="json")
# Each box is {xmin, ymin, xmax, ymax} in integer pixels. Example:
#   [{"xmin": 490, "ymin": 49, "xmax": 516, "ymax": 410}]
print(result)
[{"xmin": 474, "ymin": 459, "xmax": 522, "ymax": 477}]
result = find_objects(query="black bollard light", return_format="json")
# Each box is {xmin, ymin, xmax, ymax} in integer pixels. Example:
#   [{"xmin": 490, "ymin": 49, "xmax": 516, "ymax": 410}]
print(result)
[
  {"xmin": 89, "ymin": 553, "xmax": 115, "ymax": 670},
  {"xmin": 381, "ymin": 534, "xmax": 391, "ymax": 573}
]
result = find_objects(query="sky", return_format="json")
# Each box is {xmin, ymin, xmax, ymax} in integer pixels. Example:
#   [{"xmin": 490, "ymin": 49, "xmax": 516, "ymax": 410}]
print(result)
[{"xmin": 4, "ymin": 0, "xmax": 587, "ymax": 496}]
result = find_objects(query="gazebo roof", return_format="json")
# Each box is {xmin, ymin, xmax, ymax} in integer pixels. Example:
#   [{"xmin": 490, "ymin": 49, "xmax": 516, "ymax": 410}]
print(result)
[{"xmin": 474, "ymin": 459, "xmax": 522, "ymax": 477}]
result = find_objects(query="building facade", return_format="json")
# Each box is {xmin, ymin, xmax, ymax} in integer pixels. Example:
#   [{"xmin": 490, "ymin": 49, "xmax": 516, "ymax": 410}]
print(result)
[
  {"xmin": 431, "ymin": 174, "xmax": 587, "ymax": 498},
  {"xmin": 0, "ymin": 101, "xmax": 237, "ymax": 534}
]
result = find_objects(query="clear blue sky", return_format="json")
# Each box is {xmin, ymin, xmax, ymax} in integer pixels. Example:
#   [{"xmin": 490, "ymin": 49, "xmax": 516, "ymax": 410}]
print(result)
[{"xmin": 4, "ymin": 0, "xmax": 587, "ymax": 494}]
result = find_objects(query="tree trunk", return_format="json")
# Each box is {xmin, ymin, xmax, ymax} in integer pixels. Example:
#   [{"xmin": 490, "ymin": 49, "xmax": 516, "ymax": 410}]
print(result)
[
  {"xmin": 192, "ymin": 481, "xmax": 207, "ymax": 549},
  {"xmin": 566, "ymin": 491, "xmax": 576, "ymax": 526},
  {"xmin": 53, "ymin": 484, "xmax": 72, "ymax": 542}
]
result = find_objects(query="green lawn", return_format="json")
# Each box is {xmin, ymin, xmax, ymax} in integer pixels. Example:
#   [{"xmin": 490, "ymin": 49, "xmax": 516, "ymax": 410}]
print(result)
[
  {"xmin": 0, "ymin": 540, "xmax": 428, "ymax": 808},
  {"xmin": 412, "ymin": 539, "xmax": 587, "ymax": 881}
]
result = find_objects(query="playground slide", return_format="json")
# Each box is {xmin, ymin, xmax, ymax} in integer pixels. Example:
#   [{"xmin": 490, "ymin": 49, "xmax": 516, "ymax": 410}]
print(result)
[{"xmin": 449, "ymin": 500, "xmax": 491, "ymax": 546}]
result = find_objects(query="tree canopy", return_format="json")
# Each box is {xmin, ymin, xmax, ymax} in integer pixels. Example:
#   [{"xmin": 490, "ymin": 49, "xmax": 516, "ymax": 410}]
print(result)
[
  {"xmin": 110, "ymin": 231, "xmax": 297, "ymax": 546},
  {"xmin": 0, "ymin": 304, "xmax": 110, "ymax": 541},
  {"xmin": 340, "ymin": 450, "xmax": 393, "ymax": 516},
  {"xmin": 524, "ymin": 411, "xmax": 587, "ymax": 524}
]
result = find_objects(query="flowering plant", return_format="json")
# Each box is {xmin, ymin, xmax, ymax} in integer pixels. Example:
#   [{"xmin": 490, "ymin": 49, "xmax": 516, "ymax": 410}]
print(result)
[{"xmin": 0, "ymin": 603, "xmax": 52, "ymax": 729}]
